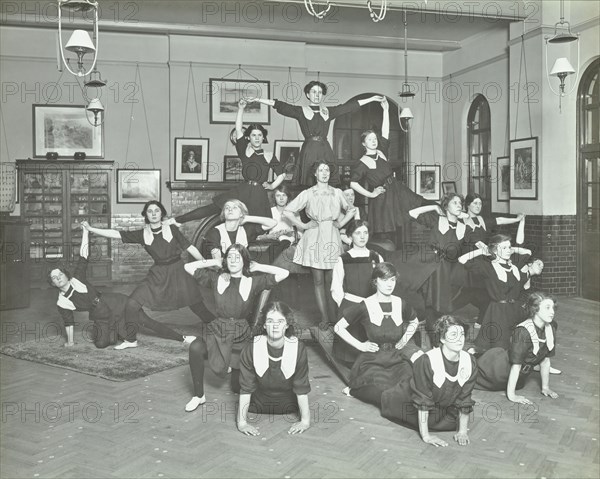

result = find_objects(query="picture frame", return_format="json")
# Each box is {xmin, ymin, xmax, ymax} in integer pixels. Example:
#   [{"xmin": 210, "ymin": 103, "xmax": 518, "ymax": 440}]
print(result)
[
  {"xmin": 174, "ymin": 137, "xmax": 210, "ymax": 181},
  {"xmin": 32, "ymin": 104, "xmax": 104, "ymax": 158},
  {"xmin": 509, "ymin": 137, "xmax": 538, "ymax": 200},
  {"xmin": 414, "ymin": 165, "xmax": 441, "ymax": 200},
  {"xmin": 209, "ymin": 78, "xmax": 270, "ymax": 125},
  {"xmin": 274, "ymin": 140, "xmax": 303, "ymax": 182},
  {"xmin": 116, "ymin": 169, "xmax": 161, "ymax": 203},
  {"xmin": 496, "ymin": 156, "xmax": 510, "ymax": 202},
  {"xmin": 223, "ymin": 155, "xmax": 243, "ymax": 182},
  {"xmin": 441, "ymin": 181, "xmax": 457, "ymax": 195}
]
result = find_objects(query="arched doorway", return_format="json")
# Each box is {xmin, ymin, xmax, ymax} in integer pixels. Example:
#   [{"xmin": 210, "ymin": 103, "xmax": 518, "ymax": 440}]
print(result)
[
  {"xmin": 467, "ymin": 94, "xmax": 492, "ymax": 217},
  {"xmin": 577, "ymin": 58, "xmax": 600, "ymax": 301}
]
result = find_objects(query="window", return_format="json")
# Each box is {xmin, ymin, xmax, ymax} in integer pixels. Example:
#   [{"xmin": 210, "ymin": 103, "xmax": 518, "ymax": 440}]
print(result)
[{"xmin": 467, "ymin": 94, "xmax": 491, "ymax": 214}]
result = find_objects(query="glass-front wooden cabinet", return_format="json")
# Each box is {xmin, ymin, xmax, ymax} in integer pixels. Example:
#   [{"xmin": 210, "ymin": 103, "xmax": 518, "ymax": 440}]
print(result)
[{"xmin": 17, "ymin": 160, "xmax": 113, "ymax": 284}]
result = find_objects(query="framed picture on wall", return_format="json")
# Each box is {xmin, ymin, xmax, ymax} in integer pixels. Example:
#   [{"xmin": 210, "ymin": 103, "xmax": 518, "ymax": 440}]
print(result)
[
  {"xmin": 274, "ymin": 140, "xmax": 303, "ymax": 182},
  {"xmin": 496, "ymin": 156, "xmax": 510, "ymax": 202},
  {"xmin": 32, "ymin": 104, "xmax": 104, "ymax": 158},
  {"xmin": 414, "ymin": 165, "xmax": 441, "ymax": 201},
  {"xmin": 209, "ymin": 78, "xmax": 270, "ymax": 124},
  {"xmin": 510, "ymin": 137, "xmax": 538, "ymax": 199},
  {"xmin": 223, "ymin": 156, "xmax": 243, "ymax": 182},
  {"xmin": 174, "ymin": 137, "xmax": 209, "ymax": 181},
  {"xmin": 441, "ymin": 181, "xmax": 457, "ymax": 195},
  {"xmin": 117, "ymin": 169, "xmax": 161, "ymax": 203}
]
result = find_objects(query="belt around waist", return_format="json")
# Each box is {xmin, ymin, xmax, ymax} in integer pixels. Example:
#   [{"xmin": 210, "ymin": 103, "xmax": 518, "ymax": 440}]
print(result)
[
  {"xmin": 246, "ymin": 180, "xmax": 260, "ymax": 186},
  {"xmin": 495, "ymin": 299, "xmax": 516, "ymax": 304},
  {"xmin": 154, "ymin": 257, "xmax": 181, "ymax": 266},
  {"xmin": 308, "ymin": 136, "xmax": 324, "ymax": 142},
  {"xmin": 377, "ymin": 342, "xmax": 396, "ymax": 351},
  {"xmin": 380, "ymin": 176, "xmax": 394, "ymax": 186},
  {"xmin": 90, "ymin": 297, "xmax": 101, "ymax": 309}
]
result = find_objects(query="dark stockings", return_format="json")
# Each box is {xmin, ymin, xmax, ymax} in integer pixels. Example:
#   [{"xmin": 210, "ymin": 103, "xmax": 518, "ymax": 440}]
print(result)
[
  {"xmin": 311, "ymin": 268, "xmax": 336, "ymax": 325},
  {"xmin": 175, "ymin": 203, "xmax": 220, "ymax": 224},
  {"xmin": 189, "ymin": 338, "xmax": 239, "ymax": 397}
]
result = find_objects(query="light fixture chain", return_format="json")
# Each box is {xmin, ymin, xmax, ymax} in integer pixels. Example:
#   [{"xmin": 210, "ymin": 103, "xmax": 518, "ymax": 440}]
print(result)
[
  {"xmin": 182, "ymin": 63, "xmax": 192, "ymax": 137},
  {"xmin": 135, "ymin": 64, "xmax": 155, "ymax": 169},
  {"xmin": 190, "ymin": 64, "xmax": 202, "ymax": 138}
]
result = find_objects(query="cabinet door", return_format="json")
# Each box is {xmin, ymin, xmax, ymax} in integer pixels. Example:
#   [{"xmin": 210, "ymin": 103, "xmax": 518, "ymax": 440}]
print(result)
[{"xmin": 0, "ymin": 223, "xmax": 31, "ymax": 310}]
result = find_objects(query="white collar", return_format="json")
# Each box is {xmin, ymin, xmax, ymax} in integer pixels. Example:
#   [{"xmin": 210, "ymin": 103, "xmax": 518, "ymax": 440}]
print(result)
[
  {"xmin": 143, "ymin": 223, "xmax": 173, "ymax": 246},
  {"xmin": 358, "ymin": 150, "xmax": 388, "ymax": 169},
  {"xmin": 253, "ymin": 335, "xmax": 298, "ymax": 379},
  {"xmin": 426, "ymin": 347, "xmax": 472, "ymax": 388},
  {"xmin": 57, "ymin": 278, "xmax": 88, "ymax": 310},
  {"xmin": 464, "ymin": 215, "xmax": 486, "ymax": 231},
  {"xmin": 302, "ymin": 105, "xmax": 329, "ymax": 121},
  {"xmin": 363, "ymin": 294, "xmax": 405, "ymax": 327},
  {"xmin": 516, "ymin": 319, "xmax": 554, "ymax": 355},
  {"xmin": 216, "ymin": 224, "xmax": 248, "ymax": 252},
  {"xmin": 244, "ymin": 145, "xmax": 274, "ymax": 163},
  {"xmin": 438, "ymin": 217, "xmax": 466, "ymax": 240},
  {"xmin": 491, "ymin": 259, "xmax": 520, "ymax": 283},
  {"xmin": 217, "ymin": 274, "xmax": 252, "ymax": 301},
  {"xmin": 347, "ymin": 247, "xmax": 372, "ymax": 258}
]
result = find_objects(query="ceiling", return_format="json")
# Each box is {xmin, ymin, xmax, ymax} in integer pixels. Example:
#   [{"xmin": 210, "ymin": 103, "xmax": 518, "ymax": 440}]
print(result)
[{"xmin": 1, "ymin": 0, "xmax": 528, "ymax": 51}]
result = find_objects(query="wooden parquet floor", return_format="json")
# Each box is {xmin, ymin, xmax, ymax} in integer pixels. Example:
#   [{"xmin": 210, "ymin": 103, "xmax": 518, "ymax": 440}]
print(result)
[{"xmin": 1, "ymin": 294, "xmax": 598, "ymax": 479}]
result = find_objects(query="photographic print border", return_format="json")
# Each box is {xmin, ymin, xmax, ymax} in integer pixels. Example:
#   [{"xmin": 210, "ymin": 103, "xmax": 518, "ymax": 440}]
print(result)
[
  {"xmin": 497, "ymin": 156, "xmax": 510, "ymax": 202},
  {"xmin": 223, "ymin": 155, "xmax": 243, "ymax": 182},
  {"xmin": 414, "ymin": 164, "xmax": 441, "ymax": 201},
  {"xmin": 441, "ymin": 181, "xmax": 457, "ymax": 196},
  {"xmin": 209, "ymin": 78, "xmax": 270, "ymax": 125},
  {"xmin": 274, "ymin": 140, "xmax": 303, "ymax": 182},
  {"xmin": 33, "ymin": 104, "xmax": 104, "ymax": 158},
  {"xmin": 509, "ymin": 137, "xmax": 538, "ymax": 200},
  {"xmin": 174, "ymin": 137, "xmax": 210, "ymax": 181},
  {"xmin": 116, "ymin": 169, "xmax": 161, "ymax": 204}
]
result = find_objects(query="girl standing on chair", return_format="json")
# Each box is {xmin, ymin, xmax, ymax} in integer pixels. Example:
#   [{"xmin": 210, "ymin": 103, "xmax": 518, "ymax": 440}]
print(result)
[
  {"xmin": 237, "ymin": 301, "xmax": 311, "ymax": 436},
  {"xmin": 176, "ymin": 99, "xmax": 285, "ymax": 224},
  {"xmin": 283, "ymin": 160, "xmax": 356, "ymax": 326},
  {"xmin": 183, "ymin": 244, "xmax": 289, "ymax": 412},
  {"xmin": 335, "ymin": 262, "xmax": 420, "ymax": 406}
]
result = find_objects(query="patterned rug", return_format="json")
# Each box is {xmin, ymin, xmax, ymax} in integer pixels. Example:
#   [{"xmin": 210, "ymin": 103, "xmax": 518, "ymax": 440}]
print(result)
[{"xmin": 0, "ymin": 334, "xmax": 191, "ymax": 382}]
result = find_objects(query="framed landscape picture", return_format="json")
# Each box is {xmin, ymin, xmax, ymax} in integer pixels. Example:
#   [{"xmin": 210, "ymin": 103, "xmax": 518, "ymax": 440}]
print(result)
[
  {"xmin": 274, "ymin": 140, "xmax": 303, "ymax": 182},
  {"xmin": 209, "ymin": 78, "xmax": 270, "ymax": 124},
  {"xmin": 223, "ymin": 155, "xmax": 243, "ymax": 182},
  {"xmin": 497, "ymin": 156, "xmax": 510, "ymax": 202},
  {"xmin": 414, "ymin": 164, "xmax": 441, "ymax": 201},
  {"xmin": 33, "ymin": 104, "xmax": 103, "ymax": 158},
  {"xmin": 117, "ymin": 169, "xmax": 161, "ymax": 203},
  {"xmin": 174, "ymin": 137, "xmax": 209, "ymax": 181},
  {"xmin": 510, "ymin": 137, "xmax": 538, "ymax": 200}
]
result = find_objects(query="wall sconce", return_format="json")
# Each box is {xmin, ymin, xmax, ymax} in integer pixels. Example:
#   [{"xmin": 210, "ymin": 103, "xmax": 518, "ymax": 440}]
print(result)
[
  {"xmin": 399, "ymin": 108, "xmax": 413, "ymax": 133},
  {"xmin": 545, "ymin": 0, "xmax": 580, "ymax": 111},
  {"xmin": 86, "ymin": 98, "xmax": 104, "ymax": 126},
  {"xmin": 58, "ymin": 0, "xmax": 99, "ymax": 77}
]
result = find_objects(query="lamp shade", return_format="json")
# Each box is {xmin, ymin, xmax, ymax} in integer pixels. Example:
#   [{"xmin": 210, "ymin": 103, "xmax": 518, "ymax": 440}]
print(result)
[
  {"xmin": 550, "ymin": 57, "xmax": 575, "ymax": 77},
  {"xmin": 65, "ymin": 30, "xmax": 96, "ymax": 54},
  {"xmin": 86, "ymin": 98, "xmax": 104, "ymax": 112},
  {"xmin": 399, "ymin": 108, "xmax": 414, "ymax": 120}
]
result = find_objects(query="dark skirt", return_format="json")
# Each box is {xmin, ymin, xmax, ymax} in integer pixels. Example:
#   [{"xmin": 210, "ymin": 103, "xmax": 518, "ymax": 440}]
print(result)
[
  {"xmin": 212, "ymin": 182, "xmax": 272, "ymax": 218},
  {"xmin": 368, "ymin": 181, "xmax": 418, "ymax": 233},
  {"xmin": 134, "ymin": 259, "xmax": 201, "ymax": 310},
  {"xmin": 332, "ymin": 299, "xmax": 367, "ymax": 364},
  {"xmin": 474, "ymin": 302, "xmax": 527, "ymax": 352},
  {"xmin": 349, "ymin": 347, "xmax": 415, "ymax": 391},
  {"xmin": 475, "ymin": 347, "xmax": 528, "ymax": 391},
  {"xmin": 296, "ymin": 137, "xmax": 337, "ymax": 186},
  {"xmin": 205, "ymin": 317, "xmax": 251, "ymax": 376}
]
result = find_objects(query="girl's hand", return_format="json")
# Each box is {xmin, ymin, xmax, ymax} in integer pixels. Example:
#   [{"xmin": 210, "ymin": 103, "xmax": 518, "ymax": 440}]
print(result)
[
  {"xmin": 221, "ymin": 272, "xmax": 231, "ymax": 283},
  {"xmin": 453, "ymin": 432, "xmax": 470, "ymax": 446},
  {"xmin": 80, "ymin": 221, "xmax": 90, "ymax": 231},
  {"xmin": 381, "ymin": 97, "xmax": 389, "ymax": 110},
  {"xmin": 239, "ymin": 99, "xmax": 248, "ymax": 109},
  {"xmin": 303, "ymin": 220, "xmax": 318, "ymax": 231},
  {"xmin": 458, "ymin": 211, "xmax": 470, "ymax": 220},
  {"xmin": 262, "ymin": 182, "xmax": 272, "ymax": 190},
  {"xmin": 541, "ymin": 388, "xmax": 559, "ymax": 399},
  {"xmin": 248, "ymin": 261, "xmax": 258, "ymax": 273},
  {"xmin": 436, "ymin": 205, "xmax": 445, "ymax": 215},
  {"xmin": 238, "ymin": 422, "xmax": 260, "ymax": 436},
  {"xmin": 163, "ymin": 217, "xmax": 181, "ymax": 227},
  {"xmin": 332, "ymin": 220, "xmax": 341, "ymax": 229},
  {"xmin": 370, "ymin": 95, "xmax": 385, "ymax": 103},
  {"xmin": 372, "ymin": 186, "xmax": 385, "ymax": 198},
  {"xmin": 517, "ymin": 213, "xmax": 526, "ymax": 221},
  {"xmin": 510, "ymin": 394, "xmax": 532, "ymax": 405},
  {"xmin": 360, "ymin": 341, "xmax": 379, "ymax": 353},
  {"xmin": 288, "ymin": 421, "xmax": 310, "ymax": 435},
  {"xmin": 422, "ymin": 435, "xmax": 448, "ymax": 447}
]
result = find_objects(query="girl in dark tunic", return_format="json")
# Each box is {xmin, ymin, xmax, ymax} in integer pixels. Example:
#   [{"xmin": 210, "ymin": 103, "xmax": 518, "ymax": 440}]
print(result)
[
  {"xmin": 475, "ymin": 292, "xmax": 559, "ymax": 404},
  {"xmin": 381, "ymin": 316, "xmax": 477, "ymax": 447},
  {"xmin": 257, "ymin": 83, "xmax": 384, "ymax": 186},
  {"xmin": 51, "ymin": 223, "xmax": 192, "ymax": 348},
  {"xmin": 176, "ymin": 99, "xmax": 285, "ymax": 224},
  {"xmin": 202, "ymin": 199, "xmax": 277, "ymax": 260},
  {"xmin": 85, "ymin": 201, "xmax": 214, "ymax": 349},
  {"xmin": 335, "ymin": 263, "xmax": 420, "ymax": 407},
  {"xmin": 183, "ymin": 244, "xmax": 289, "ymax": 412},
  {"xmin": 458, "ymin": 234, "xmax": 534, "ymax": 353},
  {"xmin": 330, "ymin": 219, "xmax": 383, "ymax": 365},
  {"xmin": 350, "ymin": 98, "xmax": 429, "ymax": 244},
  {"xmin": 237, "ymin": 301, "xmax": 311, "ymax": 436}
]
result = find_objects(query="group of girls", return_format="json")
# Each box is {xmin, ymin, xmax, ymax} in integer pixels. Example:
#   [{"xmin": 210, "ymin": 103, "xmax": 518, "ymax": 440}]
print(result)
[{"xmin": 48, "ymin": 79, "xmax": 560, "ymax": 441}]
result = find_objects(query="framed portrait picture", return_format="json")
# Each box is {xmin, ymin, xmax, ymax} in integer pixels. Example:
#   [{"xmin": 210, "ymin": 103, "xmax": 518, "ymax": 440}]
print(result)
[
  {"xmin": 117, "ymin": 169, "xmax": 161, "ymax": 203},
  {"xmin": 496, "ymin": 156, "xmax": 510, "ymax": 202},
  {"xmin": 209, "ymin": 78, "xmax": 270, "ymax": 124},
  {"xmin": 510, "ymin": 137, "xmax": 538, "ymax": 199},
  {"xmin": 223, "ymin": 155, "xmax": 243, "ymax": 182},
  {"xmin": 441, "ymin": 181, "xmax": 457, "ymax": 195},
  {"xmin": 414, "ymin": 165, "xmax": 441, "ymax": 200},
  {"xmin": 274, "ymin": 140, "xmax": 303, "ymax": 182},
  {"xmin": 33, "ymin": 104, "xmax": 104, "ymax": 158},
  {"xmin": 174, "ymin": 137, "xmax": 209, "ymax": 181}
]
